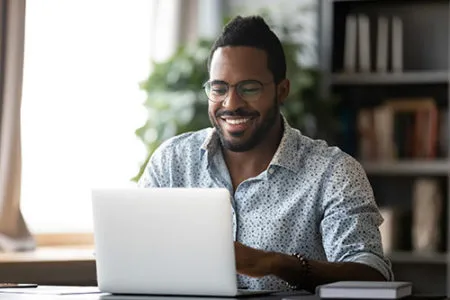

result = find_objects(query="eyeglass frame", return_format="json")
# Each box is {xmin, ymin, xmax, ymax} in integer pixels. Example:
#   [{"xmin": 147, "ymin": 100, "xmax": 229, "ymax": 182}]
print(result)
[{"xmin": 202, "ymin": 79, "xmax": 274, "ymax": 103}]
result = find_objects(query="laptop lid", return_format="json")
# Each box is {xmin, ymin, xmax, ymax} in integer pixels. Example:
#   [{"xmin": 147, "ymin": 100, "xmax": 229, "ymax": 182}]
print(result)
[{"xmin": 91, "ymin": 187, "xmax": 238, "ymax": 296}]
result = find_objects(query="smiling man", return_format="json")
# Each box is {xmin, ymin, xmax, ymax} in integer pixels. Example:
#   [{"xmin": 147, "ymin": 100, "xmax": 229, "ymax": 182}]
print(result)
[{"xmin": 138, "ymin": 16, "xmax": 393, "ymax": 292}]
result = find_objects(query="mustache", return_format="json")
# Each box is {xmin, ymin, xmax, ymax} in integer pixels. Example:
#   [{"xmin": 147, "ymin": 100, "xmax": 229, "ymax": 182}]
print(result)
[{"xmin": 215, "ymin": 108, "xmax": 260, "ymax": 118}]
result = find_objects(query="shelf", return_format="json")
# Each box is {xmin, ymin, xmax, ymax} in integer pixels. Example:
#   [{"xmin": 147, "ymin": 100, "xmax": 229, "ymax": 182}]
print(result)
[
  {"xmin": 387, "ymin": 251, "xmax": 447, "ymax": 265},
  {"xmin": 331, "ymin": 71, "xmax": 449, "ymax": 85},
  {"xmin": 361, "ymin": 160, "xmax": 449, "ymax": 175},
  {"xmin": 331, "ymin": 0, "xmax": 378, "ymax": 2}
]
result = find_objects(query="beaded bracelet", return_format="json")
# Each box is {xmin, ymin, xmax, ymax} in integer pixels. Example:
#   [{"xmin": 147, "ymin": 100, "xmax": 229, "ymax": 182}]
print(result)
[{"xmin": 285, "ymin": 253, "xmax": 310, "ymax": 290}]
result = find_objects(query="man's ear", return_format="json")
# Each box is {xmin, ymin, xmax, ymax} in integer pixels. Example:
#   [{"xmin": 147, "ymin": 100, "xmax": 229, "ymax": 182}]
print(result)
[{"xmin": 277, "ymin": 79, "xmax": 290, "ymax": 105}]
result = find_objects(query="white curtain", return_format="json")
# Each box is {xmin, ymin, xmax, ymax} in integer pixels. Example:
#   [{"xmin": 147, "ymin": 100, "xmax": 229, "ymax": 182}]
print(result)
[
  {"xmin": 151, "ymin": 0, "xmax": 200, "ymax": 63},
  {"xmin": 0, "ymin": 0, "xmax": 205, "ymax": 239},
  {"xmin": 0, "ymin": 0, "xmax": 35, "ymax": 251}
]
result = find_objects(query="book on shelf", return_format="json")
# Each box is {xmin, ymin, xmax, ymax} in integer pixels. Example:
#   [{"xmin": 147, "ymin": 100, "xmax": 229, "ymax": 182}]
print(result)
[
  {"xmin": 357, "ymin": 108, "xmax": 377, "ymax": 161},
  {"xmin": 373, "ymin": 105, "xmax": 395, "ymax": 160},
  {"xmin": 344, "ymin": 14, "xmax": 357, "ymax": 72},
  {"xmin": 379, "ymin": 207, "xmax": 402, "ymax": 254},
  {"xmin": 357, "ymin": 98, "xmax": 439, "ymax": 161},
  {"xmin": 412, "ymin": 178, "xmax": 442, "ymax": 253},
  {"xmin": 438, "ymin": 111, "xmax": 448, "ymax": 157},
  {"xmin": 391, "ymin": 16, "xmax": 403, "ymax": 73},
  {"xmin": 358, "ymin": 14, "xmax": 371, "ymax": 73},
  {"xmin": 376, "ymin": 16, "xmax": 389, "ymax": 73}
]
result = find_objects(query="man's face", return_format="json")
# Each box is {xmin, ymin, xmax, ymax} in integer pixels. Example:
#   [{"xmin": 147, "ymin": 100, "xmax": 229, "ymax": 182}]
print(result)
[{"xmin": 207, "ymin": 46, "xmax": 284, "ymax": 152}]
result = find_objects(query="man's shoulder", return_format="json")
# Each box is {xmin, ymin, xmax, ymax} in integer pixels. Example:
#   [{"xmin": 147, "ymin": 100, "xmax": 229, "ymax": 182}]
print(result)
[
  {"xmin": 155, "ymin": 127, "xmax": 213, "ymax": 155},
  {"xmin": 281, "ymin": 118, "xmax": 356, "ymax": 169},
  {"xmin": 298, "ymin": 133, "xmax": 346, "ymax": 161},
  {"xmin": 298, "ymin": 134, "xmax": 365, "ymax": 179},
  {"xmin": 293, "ymin": 132, "xmax": 362, "ymax": 173}
]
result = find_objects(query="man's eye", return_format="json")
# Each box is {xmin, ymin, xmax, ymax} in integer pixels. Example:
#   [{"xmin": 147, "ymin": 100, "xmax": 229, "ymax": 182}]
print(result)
[
  {"xmin": 241, "ymin": 87, "xmax": 260, "ymax": 95},
  {"xmin": 212, "ymin": 88, "xmax": 227, "ymax": 95}
]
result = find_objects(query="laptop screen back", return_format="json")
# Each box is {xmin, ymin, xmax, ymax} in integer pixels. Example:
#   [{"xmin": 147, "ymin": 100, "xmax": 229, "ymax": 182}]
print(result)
[{"xmin": 92, "ymin": 187, "xmax": 237, "ymax": 296}]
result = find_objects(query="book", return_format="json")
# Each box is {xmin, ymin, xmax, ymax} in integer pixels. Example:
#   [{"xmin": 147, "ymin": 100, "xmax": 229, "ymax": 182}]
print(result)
[
  {"xmin": 391, "ymin": 16, "xmax": 403, "ymax": 73},
  {"xmin": 379, "ymin": 207, "xmax": 402, "ymax": 254},
  {"xmin": 358, "ymin": 14, "xmax": 371, "ymax": 72},
  {"xmin": 438, "ymin": 111, "xmax": 448, "ymax": 157},
  {"xmin": 344, "ymin": 14, "xmax": 357, "ymax": 72},
  {"xmin": 373, "ymin": 105, "xmax": 395, "ymax": 160},
  {"xmin": 316, "ymin": 281, "xmax": 412, "ymax": 299},
  {"xmin": 357, "ymin": 108, "xmax": 376, "ymax": 161},
  {"xmin": 376, "ymin": 16, "xmax": 389, "ymax": 72},
  {"xmin": 412, "ymin": 178, "xmax": 442, "ymax": 253}
]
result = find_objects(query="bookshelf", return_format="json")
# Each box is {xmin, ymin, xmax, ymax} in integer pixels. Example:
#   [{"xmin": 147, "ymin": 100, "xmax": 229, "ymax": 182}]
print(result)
[
  {"xmin": 319, "ymin": 0, "xmax": 450, "ymax": 295},
  {"xmin": 332, "ymin": 71, "xmax": 449, "ymax": 85},
  {"xmin": 388, "ymin": 251, "xmax": 448, "ymax": 265},
  {"xmin": 362, "ymin": 160, "xmax": 450, "ymax": 176}
]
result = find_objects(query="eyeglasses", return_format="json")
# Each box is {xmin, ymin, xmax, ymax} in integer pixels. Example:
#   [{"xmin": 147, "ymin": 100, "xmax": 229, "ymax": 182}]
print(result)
[{"xmin": 203, "ymin": 79, "xmax": 273, "ymax": 103}]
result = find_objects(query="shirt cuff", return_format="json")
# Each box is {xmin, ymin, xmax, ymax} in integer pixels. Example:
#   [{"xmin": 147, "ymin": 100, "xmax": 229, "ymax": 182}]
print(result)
[{"xmin": 344, "ymin": 252, "xmax": 394, "ymax": 281}]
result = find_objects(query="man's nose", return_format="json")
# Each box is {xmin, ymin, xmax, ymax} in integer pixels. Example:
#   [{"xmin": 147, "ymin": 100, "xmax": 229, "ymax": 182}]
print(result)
[{"xmin": 222, "ymin": 87, "xmax": 246, "ymax": 109}]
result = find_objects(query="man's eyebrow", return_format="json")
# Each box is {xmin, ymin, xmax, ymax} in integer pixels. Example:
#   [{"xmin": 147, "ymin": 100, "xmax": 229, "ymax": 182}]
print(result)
[
  {"xmin": 209, "ymin": 79, "xmax": 227, "ymax": 84},
  {"xmin": 209, "ymin": 79, "xmax": 261, "ymax": 84}
]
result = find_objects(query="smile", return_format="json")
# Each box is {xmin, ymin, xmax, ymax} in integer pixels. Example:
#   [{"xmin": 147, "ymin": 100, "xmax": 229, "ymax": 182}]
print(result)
[{"xmin": 222, "ymin": 118, "xmax": 252, "ymax": 125}]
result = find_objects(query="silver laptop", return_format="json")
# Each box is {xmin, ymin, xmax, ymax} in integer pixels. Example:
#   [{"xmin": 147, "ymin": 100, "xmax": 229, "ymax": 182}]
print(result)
[{"xmin": 91, "ymin": 187, "xmax": 273, "ymax": 297}]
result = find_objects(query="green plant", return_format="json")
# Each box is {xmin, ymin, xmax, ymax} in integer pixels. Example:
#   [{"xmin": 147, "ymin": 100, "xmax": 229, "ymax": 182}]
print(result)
[{"xmin": 132, "ymin": 9, "xmax": 337, "ymax": 182}]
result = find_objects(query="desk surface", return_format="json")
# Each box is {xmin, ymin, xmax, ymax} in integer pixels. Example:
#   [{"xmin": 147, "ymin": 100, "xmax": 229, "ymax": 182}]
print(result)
[
  {"xmin": 0, "ymin": 292, "xmax": 313, "ymax": 300},
  {"xmin": 0, "ymin": 288, "xmax": 446, "ymax": 300}
]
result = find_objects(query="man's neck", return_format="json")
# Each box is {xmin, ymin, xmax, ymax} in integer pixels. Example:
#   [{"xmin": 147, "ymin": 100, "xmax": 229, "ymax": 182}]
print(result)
[{"xmin": 222, "ymin": 119, "xmax": 284, "ymax": 190}]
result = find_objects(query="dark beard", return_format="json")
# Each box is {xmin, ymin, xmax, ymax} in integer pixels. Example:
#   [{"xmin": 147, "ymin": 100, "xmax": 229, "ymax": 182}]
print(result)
[{"xmin": 210, "ymin": 96, "xmax": 279, "ymax": 152}]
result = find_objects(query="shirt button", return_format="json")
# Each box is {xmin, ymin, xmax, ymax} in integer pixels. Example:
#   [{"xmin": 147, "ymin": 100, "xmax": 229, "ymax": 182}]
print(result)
[{"xmin": 268, "ymin": 168, "xmax": 274, "ymax": 175}]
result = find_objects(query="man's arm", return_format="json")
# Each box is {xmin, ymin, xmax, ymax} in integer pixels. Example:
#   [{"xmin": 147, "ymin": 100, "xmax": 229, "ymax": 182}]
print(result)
[
  {"xmin": 235, "ymin": 154, "xmax": 392, "ymax": 292},
  {"xmin": 235, "ymin": 242, "xmax": 385, "ymax": 293},
  {"xmin": 137, "ymin": 141, "xmax": 173, "ymax": 187},
  {"xmin": 271, "ymin": 250, "xmax": 386, "ymax": 291}
]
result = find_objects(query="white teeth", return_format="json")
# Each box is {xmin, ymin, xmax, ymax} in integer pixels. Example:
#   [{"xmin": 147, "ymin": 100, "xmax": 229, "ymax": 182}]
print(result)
[{"xmin": 225, "ymin": 118, "xmax": 250, "ymax": 125}]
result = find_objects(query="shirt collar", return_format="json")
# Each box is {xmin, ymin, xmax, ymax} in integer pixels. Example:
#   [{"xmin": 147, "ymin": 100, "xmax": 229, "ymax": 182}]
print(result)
[
  {"xmin": 269, "ymin": 115, "xmax": 303, "ymax": 173},
  {"xmin": 199, "ymin": 127, "xmax": 219, "ymax": 167},
  {"xmin": 199, "ymin": 114, "xmax": 303, "ymax": 173}
]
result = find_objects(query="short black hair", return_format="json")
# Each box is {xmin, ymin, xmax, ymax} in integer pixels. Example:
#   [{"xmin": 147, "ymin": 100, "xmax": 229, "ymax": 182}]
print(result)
[{"xmin": 207, "ymin": 15, "xmax": 286, "ymax": 84}]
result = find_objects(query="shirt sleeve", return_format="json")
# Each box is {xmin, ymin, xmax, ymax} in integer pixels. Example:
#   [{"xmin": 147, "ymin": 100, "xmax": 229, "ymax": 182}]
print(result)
[
  {"xmin": 320, "ymin": 153, "xmax": 394, "ymax": 281},
  {"xmin": 137, "ymin": 145, "xmax": 168, "ymax": 188}
]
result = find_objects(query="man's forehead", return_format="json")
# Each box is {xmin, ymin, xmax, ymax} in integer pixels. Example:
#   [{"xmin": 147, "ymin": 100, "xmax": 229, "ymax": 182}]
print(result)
[{"xmin": 209, "ymin": 46, "xmax": 269, "ymax": 79}]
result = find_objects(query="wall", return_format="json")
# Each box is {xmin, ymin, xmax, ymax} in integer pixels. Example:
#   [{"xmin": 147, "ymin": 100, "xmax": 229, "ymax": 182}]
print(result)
[{"xmin": 224, "ymin": 0, "xmax": 318, "ymax": 67}]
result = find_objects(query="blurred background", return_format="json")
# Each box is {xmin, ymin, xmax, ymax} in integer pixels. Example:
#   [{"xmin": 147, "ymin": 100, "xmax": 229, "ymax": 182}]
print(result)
[
  {"xmin": 19, "ymin": 0, "xmax": 320, "ymax": 235},
  {"xmin": 0, "ymin": 0, "xmax": 449, "ymax": 295}
]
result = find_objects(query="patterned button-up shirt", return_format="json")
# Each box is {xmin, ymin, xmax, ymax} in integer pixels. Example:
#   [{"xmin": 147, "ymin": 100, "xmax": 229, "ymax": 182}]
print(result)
[{"xmin": 138, "ymin": 117, "xmax": 393, "ymax": 290}]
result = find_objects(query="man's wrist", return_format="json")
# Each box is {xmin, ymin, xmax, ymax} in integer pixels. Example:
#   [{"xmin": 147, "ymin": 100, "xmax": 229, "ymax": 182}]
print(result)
[
  {"xmin": 252, "ymin": 251, "xmax": 281, "ymax": 277},
  {"xmin": 267, "ymin": 252, "xmax": 310, "ymax": 290},
  {"xmin": 266, "ymin": 252, "xmax": 287, "ymax": 275}
]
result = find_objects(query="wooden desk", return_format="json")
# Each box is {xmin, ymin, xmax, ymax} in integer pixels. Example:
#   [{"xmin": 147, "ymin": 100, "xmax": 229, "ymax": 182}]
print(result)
[{"xmin": 0, "ymin": 246, "xmax": 96, "ymax": 286}]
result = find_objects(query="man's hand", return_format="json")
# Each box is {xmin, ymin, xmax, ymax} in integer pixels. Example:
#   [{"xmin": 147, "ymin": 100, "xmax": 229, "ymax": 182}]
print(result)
[{"xmin": 234, "ymin": 241, "xmax": 278, "ymax": 277}]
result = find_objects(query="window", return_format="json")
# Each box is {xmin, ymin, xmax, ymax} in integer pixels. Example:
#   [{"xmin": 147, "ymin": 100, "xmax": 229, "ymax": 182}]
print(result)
[{"xmin": 20, "ymin": 0, "xmax": 156, "ymax": 233}]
